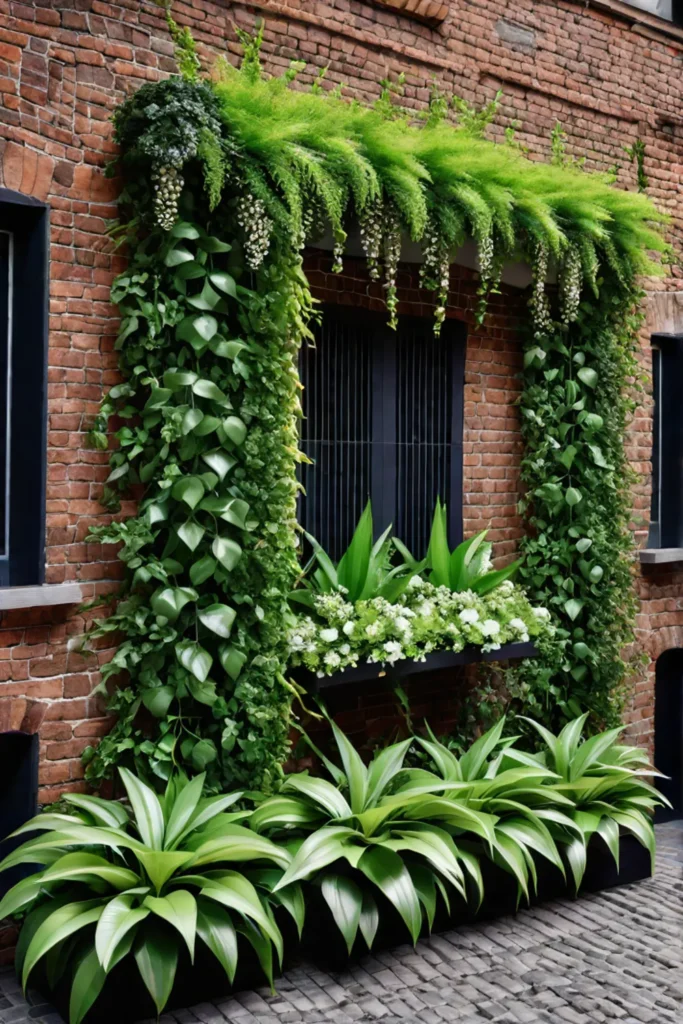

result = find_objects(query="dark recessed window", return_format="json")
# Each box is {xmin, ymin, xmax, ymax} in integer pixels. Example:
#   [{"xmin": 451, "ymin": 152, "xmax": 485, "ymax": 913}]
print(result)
[
  {"xmin": 0, "ymin": 190, "xmax": 49, "ymax": 588},
  {"xmin": 299, "ymin": 305, "xmax": 465, "ymax": 559},
  {"xmin": 649, "ymin": 333, "xmax": 683, "ymax": 550}
]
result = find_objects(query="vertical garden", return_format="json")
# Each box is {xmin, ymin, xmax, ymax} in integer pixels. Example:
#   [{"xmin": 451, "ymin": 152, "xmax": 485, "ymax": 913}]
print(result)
[{"xmin": 85, "ymin": 14, "xmax": 668, "ymax": 794}]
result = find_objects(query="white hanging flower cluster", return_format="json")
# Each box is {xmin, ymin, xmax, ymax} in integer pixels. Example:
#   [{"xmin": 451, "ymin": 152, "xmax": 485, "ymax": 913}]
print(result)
[
  {"xmin": 236, "ymin": 192, "xmax": 273, "ymax": 270},
  {"xmin": 383, "ymin": 206, "xmax": 402, "ymax": 329},
  {"xmin": 529, "ymin": 239, "xmax": 553, "ymax": 337},
  {"xmin": 420, "ymin": 218, "xmax": 450, "ymax": 333},
  {"xmin": 359, "ymin": 200, "xmax": 384, "ymax": 280},
  {"xmin": 559, "ymin": 243, "xmax": 583, "ymax": 324},
  {"xmin": 477, "ymin": 232, "xmax": 495, "ymax": 283},
  {"xmin": 152, "ymin": 165, "xmax": 184, "ymax": 231},
  {"xmin": 331, "ymin": 227, "xmax": 347, "ymax": 274}
]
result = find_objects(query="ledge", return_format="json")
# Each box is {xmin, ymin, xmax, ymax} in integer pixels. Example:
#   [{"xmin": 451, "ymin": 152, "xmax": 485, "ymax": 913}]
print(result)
[
  {"xmin": 292, "ymin": 641, "xmax": 538, "ymax": 691},
  {"xmin": 0, "ymin": 583, "xmax": 83, "ymax": 611},
  {"xmin": 367, "ymin": 0, "xmax": 449, "ymax": 25},
  {"xmin": 639, "ymin": 548, "xmax": 683, "ymax": 565},
  {"xmin": 575, "ymin": 0, "xmax": 683, "ymax": 45}
]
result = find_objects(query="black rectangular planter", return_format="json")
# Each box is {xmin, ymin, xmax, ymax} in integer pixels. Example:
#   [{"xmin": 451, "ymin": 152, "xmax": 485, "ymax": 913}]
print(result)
[{"xmin": 292, "ymin": 641, "xmax": 538, "ymax": 691}]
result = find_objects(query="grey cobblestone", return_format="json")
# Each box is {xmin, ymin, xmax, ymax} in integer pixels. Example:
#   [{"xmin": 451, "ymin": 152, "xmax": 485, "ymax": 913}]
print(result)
[{"xmin": 1, "ymin": 824, "xmax": 681, "ymax": 1024}]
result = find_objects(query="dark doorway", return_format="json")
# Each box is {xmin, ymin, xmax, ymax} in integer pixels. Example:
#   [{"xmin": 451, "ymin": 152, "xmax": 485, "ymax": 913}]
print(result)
[
  {"xmin": 0, "ymin": 731, "xmax": 39, "ymax": 898},
  {"xmin": 654, "ymin": 648, "xmax": 683, "ymax": 822}
]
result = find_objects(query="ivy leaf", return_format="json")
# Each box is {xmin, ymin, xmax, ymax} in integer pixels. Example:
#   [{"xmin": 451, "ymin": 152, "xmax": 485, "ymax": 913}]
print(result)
[
  {"xmin": 209, "ymin": 272, "xmax": 237, "ymax": 297},
  {"xmin": 220, "ymin": 499, "xmax": 250, "ymax": 530},
  {"xmin": 573, "ymin": 642, "xmax": 591, "ymax": 660},
  {"xmin": 212, "ymin": 536, "xmax": 242, "ymax": 572},
  {"xmin": 198, "ymin": 604, "xmax": 236, "ymax": 639},
  {"xmin": 564, "ymin": 598, "xmax": 584, "ymax": 621},
  {"xmin": 189, "ymin": 555, "xmax": 217, "ymax": 586},
  {"xmin": 164, "ymin": 370, "xmax": 198, "ymax": 390},
  {"xmin": 577, "ymin": 367, "xmax": 598, "ymax": 388},
  {"xmin": 193, "ymin": 415, "xmax": 221, "ymax": 437},
  {"xmin": 557, "ymin": 445, "xmax": 577, "ymax": 470},
  {"xmin": 523, "ymin": 346, "xmax": 546, "ymax": 368},
  {"xmin": 148, "ymin": 503, "xmax": 168, "ymax": 526},
  {"xmin": 165, "ymin": 247, "xmax": 194, "ymax": 267},
  {"xmin": 202, "ymin": 451, "xmax": 236, "ymax": 481},
  {"xmin": 211, "ymin": 340, "xmax": 248, "ymax": 360},
  {"xmin": 576, "ymin": 538, "xmax": 592, "ymax": 553},
  {"xmin": 182, "ymin": 409, "xmax": 204, "ymax": 435},
  {"xmin": 583, "ymin": 413, "xmax": 604, "ymax": 430},
  {"xmin": 535, "ymin": 482, "xmax": 563, "ymax": 504},
  {"xmin": 198, "ymin": 235, "xmax": 231, "ymax": 253},
  {"xmin": 571, "ymin": 665, "xmax": 588, "ymax": 683},
  {"xmin": 177, "ymin": 521, "xmax": 205, "ymax": 552},
  {"xmin": 588, "ymin": 444, "xmax": 611, "ymax": 469},
  {"xmin": 176, "ymin": 641, "xmax": 213, "ymax": 682},
  {"xmin": 193, "ymin": 380, "xmax": 229, "ymax": 404},
  {"xmin": 172, "ymin": 476, "xmax": 205, "ymax": 510},
  {"xmin": 188, "ymin": 281, "xmax": 222, "ymax": 311},
  {"xmin": 142, "ymin": 686, "xmax": 176, "ymax": 718},
  {"xmin": 223, "ymin": 416, "xmax": 247, "ymax": 446},
  {"xmin": 191, "ymin": 739, "xmax": 217, "ymax": 770},
  {"xmin": 219, "ymin": 645, "xmax": 247, "ymax": 681},
  {"xmin": 170, "ymin": 222, "xmax": 200, "ymax": 240},
  {"xmin": 565, "ymin": 487, "xmax": 582, "ymax": 506},
  {"xmin": 151, "ymin": 586, "xmax": 198, "ymax": 622},
  {"xmin": 144, "ymin": 387, "xmax": 173, "ymax": 410},
  {"xmin": 192, "ymin": 315, "xmax": 218, "ymax": 342},
  {"xmin": 187, "ymin": 677, "xmax": 218, "ymax": 706},
  {"xmin": 589, "ymin": 565, "xmax": 604, "ymax": 583}
]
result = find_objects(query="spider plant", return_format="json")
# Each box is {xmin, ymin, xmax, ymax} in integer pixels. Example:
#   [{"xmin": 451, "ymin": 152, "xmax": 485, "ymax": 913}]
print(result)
[
  {"xmin": 0, "ymin": 770, "xmax": 299, "ymax": 1023},
  {"xmin": 394, "ymin": 498, "xmax": 522, "ymax": 595},
  {"xmin": 250, "ymin": 722, "xmax": 494, "ymax": 951},
  {"xmin": 290, "ymin": 500, "xmax": 416, "ymax": 607}
]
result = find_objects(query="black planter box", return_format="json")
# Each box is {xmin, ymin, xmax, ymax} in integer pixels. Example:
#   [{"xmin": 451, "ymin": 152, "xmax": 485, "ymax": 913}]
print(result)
[{"xmin": 292, "ymin": 641, "xmax": 538, "ymax": 691}]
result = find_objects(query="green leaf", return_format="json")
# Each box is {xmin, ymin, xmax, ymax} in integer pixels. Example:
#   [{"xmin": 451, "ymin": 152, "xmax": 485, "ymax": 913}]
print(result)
[
  {"xmin": 198, "ymin": 235, "xmax": 232, "ymax": 253},
  {"xmin": 223, "ymin": 416, "xmax": 247, "ymax": 446},
  {"xmin": 177, "ymin": 520, "xmax": 205, "ymax": 552},
  {"xmin": 190, "ymin": 555, "xmax": 217, "ymax": 586},
  {"xmin": 200, "ymin": 872, "xmax": 283, "ymax": 962},
  {"xmin": 212, "ymin": 536, "xmax": 242, "ymax": 572},
  {"xmin": 172, "ymin": 476, "xmax": 205, "ymax": 510},
  {"xmin": 134, "ymin": 921, "xmax": 178, "ymax": 1016},
  {"xmin": 565, "ymin": 487, "xmax": 582, "ymax": 507},
  {"xmin": 576, "ymin": 538, "xmax": 592, "ymax": 553},
  {"xmin": 357, "ymin": 846, "xmax": 422, "ymax": 944},
  {"xmin": 209, "ymin": 271, "xmax": 237, "ymax": 297},
  {"xmin": 144, "ymin": 891, "xmax": 197, "ymax": 961},
  {"xmin": 142, "ymin": 686, "xmax": 175, "ymax": 718},
  {"xmin": 196, "ymin": 896, "xmax": 238, "ymax": 983},
  {"xmin": 40, "ymin": 852, "xmax": 138, "ymax": 891},
  {"xmin": 163, "ymin": 369, "xmax": 198, "ymax": 390},
  {"xmin": 320, "ymin": 873, "xmax": 362, "ymax": 954},
  {"xmin": 187, "ymin": 677, "xmax": 218, "ymax": 706},
  {"xmin": 192, "ymin": 739, "xmax": 218, "ymax": 770},
  {"xmin": 95, "ymin": 894, "xmax": 150, "ymax": 971},
  {"xmin": 188, "ymin": 280, "xmax": 222, "ymax": 311},
  {"xmin": 170, "ymin": 222, "xmax": 200, "ymax": 240},
  {"xmin": 219, "ymin": 644, "xmax": 247, "ymax": 681},
  {"xmin": 164, "ymin": 774, "xmax": 205, "ymax": 850},
  {"xmin": 358, "ymin": 890, "xmax": 379, "ymax": 950},
  {"xmin": 63, "ymin": 794, "xmax": 129, "ymax": 829},
  {"xmin": 69, "ymin": 947, "xmax": 107, "ymax": 1024},
  {"xmin": 176, "ymin": 640, "xmax": 213, "ymax": 682},
  {"xmin": 192, "ymin": 314, "xmax": 218, "ymax": 341},
  {"xmin": 564, "ymin": 598, "xmax": 584, "ymax": 621},
  {"xmin": 202, "ymin": 450, "xmax": 236, "ymax": 480},
  {"xmin": 182, "ymin": 408, "xmax": 204, "ymax": 434},
  {"xmin": 119, "ymin": 768, "xmax": 165, "ymax": 849},
  {"xmin": 577, "ymin": 367, "xmax": 598, "ymax": 388},
  {"xmin": 588, "ymin": 443, "xmax": 610, "ymax": 468},
  {"xmin": 330, "ymin": 720, "xmax": 368, "ymax": 814},
  {"xmin": 198, "ymin": 603, "xmax": 236, "ymax": 638},
  {"xmin": 193, "ymin": 379, "xmax": 228, "ymax": 404},
  {"xmin": 165, "ymin": 247, "xmax": 194, "ymax": 267},
  {"xmin": 23, "ymin": 901, "xmax": 104, "ymax": 988}
]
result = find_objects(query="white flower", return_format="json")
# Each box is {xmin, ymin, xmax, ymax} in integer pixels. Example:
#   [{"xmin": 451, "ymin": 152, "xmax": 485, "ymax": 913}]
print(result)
[
  {"xmin": 324, "ymin": 651, "xmax": 341, "ymax": 668},
  {"xmin": 383, "ymin": 640, "xmax": 403, "ymax": 664},
  {"xmin": 418, "ymin": 601, "xmax": 434, "ymax": 618},
  {"xmin": 480, "ymin": 619, "xmax": 500, "ymax": 637},
  {"xmin": 289, "ymin": 634, "xmax": 306, "ymax": 651},
  {"xmin": 408, "ymin": 575, "xmax": 424, "ymax": 589},
  {"xmin": 459, "ymin": 608, "xmax": 480, "ymax": 624},
  {"xmin": 306, "ymin": 642, "xmax": 317, "ymax": 653},
  {"xmin": 533, "ymin": 607, "xmax": 551, "ymax": 620},
  {"xmin": 342, "ymin": 620, "xmax": 355, "ymax": 636},
  {"xmin": 498, "ymin": 580, "xmax": 515, "ymax": 595},
  {"xmin": 480, "ymin": 550, "xmax": 493, "ymax": 574},
  {"xmin": 394, "ymin": 615, "xmax": 411, "ymax": 633},
  {"xmin": 366, "ymin": 623, "xmax": 380, "ymax": 637},
  {"xmin": 509, "ymin": 618, "xmax": 527, "ymax": 633},
  {"xmin": 320, "ymin": 628, "xmax": 339, "ymax": 643}
]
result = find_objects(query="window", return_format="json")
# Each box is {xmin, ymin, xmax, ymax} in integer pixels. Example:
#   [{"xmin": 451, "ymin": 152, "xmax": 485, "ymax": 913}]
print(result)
[
  {"xmin": 649, "ymin": 333, "xmax": 683, "ymax": 549},
  {"xmin": 299, "ymin": 305, "xmax": 465, "ymax": 559},
  {"xmin": 0, "ymin": 190, "xmax": 49, "ymax": 588},
  {"xmin": 621, "ymin": 1, "xmax": 682, "ymax": 26}
]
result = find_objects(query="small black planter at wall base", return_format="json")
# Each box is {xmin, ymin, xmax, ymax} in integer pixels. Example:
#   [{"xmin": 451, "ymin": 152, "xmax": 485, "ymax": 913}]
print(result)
[{"xmin": 292, "ymin": 641, "xmax": 538, "ymax": 692}]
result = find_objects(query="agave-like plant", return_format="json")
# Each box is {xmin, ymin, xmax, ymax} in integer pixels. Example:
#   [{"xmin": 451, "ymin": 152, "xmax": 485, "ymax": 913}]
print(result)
[
  {"xmin": 518, "ymin": 714, "xmax": 670, "ymax": 886},
  {"xmin": 251, "ymin": 722, "xmax": 496, "ymax": 952},
  {"xmin": 0, "ymin": 770, "xmax": 300, "ymax": 1023},
  {"xmin": 290, "ymin": 501, "xmax": 415, "ymax": 607},
  {"xmin": 394, "ymin": 498, "xmax": 522, "ymax": 595}
]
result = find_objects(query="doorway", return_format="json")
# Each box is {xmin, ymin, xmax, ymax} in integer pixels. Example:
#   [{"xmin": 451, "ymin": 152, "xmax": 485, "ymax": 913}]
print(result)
[{"xmin": 654, "ymin": 647, "xmax": 683, "ymax": 821}]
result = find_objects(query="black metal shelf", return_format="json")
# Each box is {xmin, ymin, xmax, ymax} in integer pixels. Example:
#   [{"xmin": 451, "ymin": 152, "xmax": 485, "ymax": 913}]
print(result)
[{"xmin": 291, "ymin": 641, "xmax": 538, "ymax": 691}]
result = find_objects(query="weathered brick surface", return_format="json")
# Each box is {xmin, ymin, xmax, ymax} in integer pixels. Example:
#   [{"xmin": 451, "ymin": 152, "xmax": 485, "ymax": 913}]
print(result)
[{"xmin": 0, "ymin": 0, "xmax": 681, "ymax": 800}]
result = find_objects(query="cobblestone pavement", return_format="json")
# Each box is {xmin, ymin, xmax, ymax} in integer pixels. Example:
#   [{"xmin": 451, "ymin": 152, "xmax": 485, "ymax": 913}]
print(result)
[{"xmin": 1, "ymin": 823, "xmax": 681, "ymax": 1024}]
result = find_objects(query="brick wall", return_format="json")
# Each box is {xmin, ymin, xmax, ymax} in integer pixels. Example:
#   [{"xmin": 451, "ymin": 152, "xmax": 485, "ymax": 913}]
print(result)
[{"xmin": 0, "ymin": 0, "xmax": 681, "ymax": 802}]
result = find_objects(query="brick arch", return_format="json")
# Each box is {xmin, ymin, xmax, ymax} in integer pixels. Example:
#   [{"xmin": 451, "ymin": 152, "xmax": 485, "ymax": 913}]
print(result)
[
  {"xmin": 650, "ymin": 628, "xmax": 683, "ymax": 663},
  {"xmin": 0, "ymin": 141, "xmax": 55, "ymax": 202},
  {"xmin": 0, "ymin": 698, "xmax": 47, "ymax": 737}
]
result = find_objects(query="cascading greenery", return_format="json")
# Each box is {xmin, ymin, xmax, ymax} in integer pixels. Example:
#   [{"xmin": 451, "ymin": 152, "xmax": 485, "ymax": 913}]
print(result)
[{"xmin": 87, "ymin": 11, "xmax": 668, "ymax": 790}]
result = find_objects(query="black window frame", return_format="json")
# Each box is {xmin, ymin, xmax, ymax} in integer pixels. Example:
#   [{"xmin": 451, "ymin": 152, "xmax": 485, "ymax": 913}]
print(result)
[
  {"xmin": 649, "ymin": 332, "xmax": 683, "ymax": 550},
  {"xmin": 298, "ymin": 303, "xmax": 466, "ymax": 559},
  {"xmin": 0, "ymin": 188, "xmax": 49, "ymax": 588}
]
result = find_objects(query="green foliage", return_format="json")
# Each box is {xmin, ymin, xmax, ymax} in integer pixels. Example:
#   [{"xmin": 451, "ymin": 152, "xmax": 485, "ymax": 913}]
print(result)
[
  {"xmin": 511, "ymin": 294, "xmax": 644, "ymax": 733},
  {"xmin": 625, "ymin": 138, "xmax": 649, "ymax": 193},
  {"xmin": 394, "ymin": 499, "xmax": 522, "ymax": 596},
  {"xmin": 0, "ymin": 770, "xmax": 296, "ymax": 1021},
  {"xmin": 451, "ymin": 88, "xmax": 503, "ymax": 137}
]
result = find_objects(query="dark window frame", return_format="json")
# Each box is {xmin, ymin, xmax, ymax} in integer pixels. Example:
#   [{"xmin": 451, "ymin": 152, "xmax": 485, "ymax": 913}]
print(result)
[
  {"xmin": 0, "ymin": 188, "xmax": 49, "ymax": 588},
  {"xmin": 299, "ymin": 303, "xmax": 466, "ymax": 559},
  {"xmin": 649, "ymin": 332, "xmax": 683, "ymax": 550}
]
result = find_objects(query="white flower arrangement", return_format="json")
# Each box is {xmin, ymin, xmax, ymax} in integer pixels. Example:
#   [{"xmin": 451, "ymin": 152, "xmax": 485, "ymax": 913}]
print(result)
[{"xmin": 288, "ymin": 579, "xmax": 553, "ymax": 677}]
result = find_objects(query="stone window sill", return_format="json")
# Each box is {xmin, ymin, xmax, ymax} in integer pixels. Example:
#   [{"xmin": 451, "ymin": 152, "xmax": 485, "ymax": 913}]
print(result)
[
  {"xmin": 639, "ymin": 548, "xmax": 683, "ymax": 565},
  {"xmin": 0, "ymin": 583, "xmax": 83, "ymax": 611},
  {"xmin": 367, "ymin": 0, "xmax": 449, "ymax": 26}
]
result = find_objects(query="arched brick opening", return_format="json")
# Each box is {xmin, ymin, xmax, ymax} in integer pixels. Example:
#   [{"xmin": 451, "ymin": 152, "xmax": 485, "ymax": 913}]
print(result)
[
  {"xmin": 0, "ymin": 699, "xmax": 46, "ymax": 899},
  {"xmin": 654, "ymin": 648, "xmax": 683, "ymax": 821}
]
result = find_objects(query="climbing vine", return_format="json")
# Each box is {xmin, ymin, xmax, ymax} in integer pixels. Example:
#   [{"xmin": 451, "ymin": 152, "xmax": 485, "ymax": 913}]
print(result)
[{"xmin": 86, "ymin": 12, "xmax": 668, "ymax": 789}]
